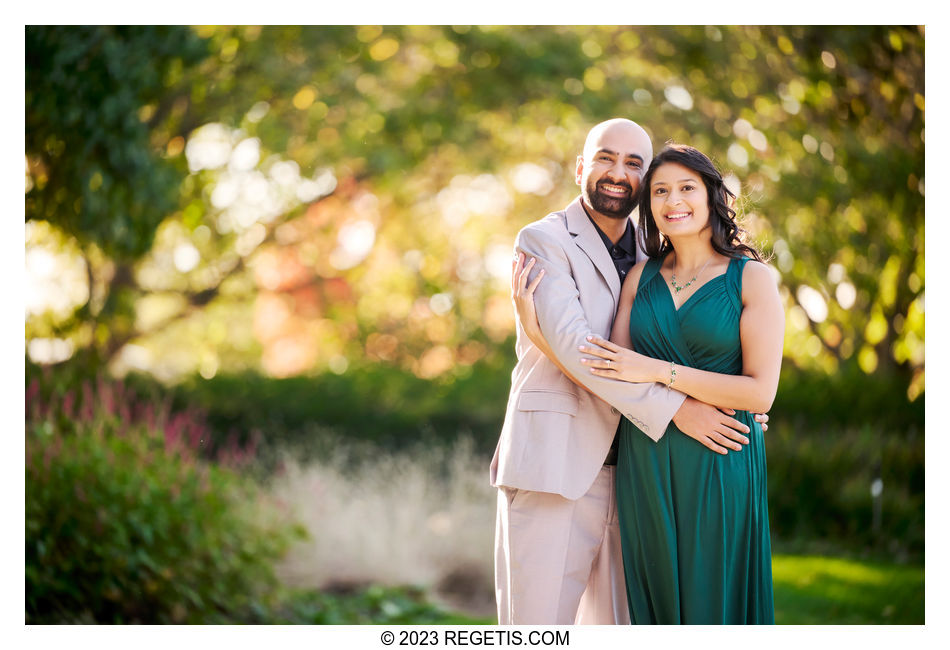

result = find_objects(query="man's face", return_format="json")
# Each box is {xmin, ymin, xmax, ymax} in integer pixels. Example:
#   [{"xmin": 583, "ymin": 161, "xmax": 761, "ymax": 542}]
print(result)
[{"xmin": 576, "ymin": 123, "xmax": 652, "ymax": 220}]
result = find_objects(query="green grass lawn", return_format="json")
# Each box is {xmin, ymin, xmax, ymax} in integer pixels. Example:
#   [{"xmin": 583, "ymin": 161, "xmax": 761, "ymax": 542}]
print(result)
[
  {"xmin": 289, "ymin": 553, "xmax": 924, "ymax": 624},
  {"xmin": 772, "ymin": 554, "xmax": 924, "ymax": 624},
  {"xmin": 438, "ymin": 553, "xmax": 925, "ymax": 625}
]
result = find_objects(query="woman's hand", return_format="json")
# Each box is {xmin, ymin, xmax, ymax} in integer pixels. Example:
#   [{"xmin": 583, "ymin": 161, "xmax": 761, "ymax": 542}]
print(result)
[
  {"xmin": 583, "ymin": 333, "xmax": 772, "ymax": 431},
  {"xmin": 579, "ymin": 334, "xmax": 660, "ymax": 384},
  {"xmin": 511, "ymin": 252, "xmax": 546, "ymax": 347}
]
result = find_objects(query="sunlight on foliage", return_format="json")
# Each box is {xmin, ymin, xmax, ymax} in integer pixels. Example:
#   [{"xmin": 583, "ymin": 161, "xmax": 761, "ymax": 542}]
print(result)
[{"xmin": 26, "ymin": 26, "xmax": 923, "ymax": 397}]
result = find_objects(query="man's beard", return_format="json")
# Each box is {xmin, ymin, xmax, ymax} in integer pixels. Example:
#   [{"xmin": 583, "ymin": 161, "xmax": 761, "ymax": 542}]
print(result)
[{"xmin": 584, "ymin": 178, "xmax": 639, "ymax": 219}]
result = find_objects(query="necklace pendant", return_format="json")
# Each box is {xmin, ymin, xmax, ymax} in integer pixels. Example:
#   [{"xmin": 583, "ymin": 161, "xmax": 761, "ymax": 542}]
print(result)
[{"xmin": 670, "ymin": 272, "xmax": 696, "ymax": 295}]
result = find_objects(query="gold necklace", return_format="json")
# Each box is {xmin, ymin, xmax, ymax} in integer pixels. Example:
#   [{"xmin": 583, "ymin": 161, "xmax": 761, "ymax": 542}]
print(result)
[{"xmin": 670, "ymin": 253, "xmax": 715, "ymax": 294}]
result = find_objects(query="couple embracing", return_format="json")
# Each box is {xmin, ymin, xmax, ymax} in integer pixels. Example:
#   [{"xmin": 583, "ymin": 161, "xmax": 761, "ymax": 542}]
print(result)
[{"xmin": 490, "ymin": 119, "xmax": 784, "ymax": 625}]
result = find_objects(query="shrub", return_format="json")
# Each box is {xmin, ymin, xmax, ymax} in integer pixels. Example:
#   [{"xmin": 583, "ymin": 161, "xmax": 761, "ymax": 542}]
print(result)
[
  {"xmin": 166, "ymin": 349, "xmax": 515, "ymax": 463},
  {"xmin": 275, "ymin": 584, "xmax": 485, "ymax": 624},
  {"xmin": 766, "ymin": 421, "xmax": 924, "ymax": 559},
  {"xmin": 28, "ymin": 352, "xmax": 925, "ymax": 567},
  {"xmin": 771, "ymin": 363, "xmax": 923, "ymax": 432},
  {"xmin": 25, "ymin": 373, "xmax": 303, "ymax": 623},
  {"xmin": 26, "ymin": 358, "xmax": 262, "ymax": 467}
]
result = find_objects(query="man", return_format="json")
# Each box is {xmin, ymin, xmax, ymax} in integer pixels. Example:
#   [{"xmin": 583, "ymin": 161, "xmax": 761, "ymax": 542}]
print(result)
[{"xmin": 490, "ymin": 119, "xmax": 761, "ymax": 624}]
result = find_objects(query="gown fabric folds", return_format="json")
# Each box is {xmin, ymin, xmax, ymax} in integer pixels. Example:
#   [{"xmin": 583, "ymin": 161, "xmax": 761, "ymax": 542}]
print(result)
[{"xmin": 616, "ymin": 253, "xmax": 774, "ymax": 624}]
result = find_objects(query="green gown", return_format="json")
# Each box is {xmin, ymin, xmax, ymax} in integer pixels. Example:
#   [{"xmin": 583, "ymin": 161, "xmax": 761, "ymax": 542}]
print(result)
[{"xmin": 617, "ymin": 253, "xmax": 774, "ymax": 624}]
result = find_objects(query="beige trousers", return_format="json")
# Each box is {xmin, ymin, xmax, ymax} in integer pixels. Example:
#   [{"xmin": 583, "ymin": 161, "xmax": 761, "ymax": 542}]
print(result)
[{"xmin": 494, "ymin": 465, "xmax": 630, "ymax": 625}]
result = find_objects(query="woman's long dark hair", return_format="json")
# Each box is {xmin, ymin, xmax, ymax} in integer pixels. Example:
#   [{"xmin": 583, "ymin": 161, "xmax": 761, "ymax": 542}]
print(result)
[{"xmin": 637, "ymin": 143, "xmax": 763, "ymax": 262}]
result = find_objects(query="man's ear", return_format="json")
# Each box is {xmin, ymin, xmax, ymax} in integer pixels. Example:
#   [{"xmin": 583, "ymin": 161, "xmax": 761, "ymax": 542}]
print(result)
[{"xmin": 575, "ymin": 155, "xmax": 584, "ymax": 186}]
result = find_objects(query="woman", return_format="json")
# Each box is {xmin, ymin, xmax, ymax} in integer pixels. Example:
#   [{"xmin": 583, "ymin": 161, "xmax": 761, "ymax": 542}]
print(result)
[{"xmin": 514, "ymin": 144, "xmax": 784, "ymax": 624}]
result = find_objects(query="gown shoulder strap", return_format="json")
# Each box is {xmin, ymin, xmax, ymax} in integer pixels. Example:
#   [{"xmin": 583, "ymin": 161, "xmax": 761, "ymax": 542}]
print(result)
[
  {"xmin": 637, "ymin": 251, "xmax": 667, "ymax": 293},
  {"xmin": 726, "ymin": 255, "xmax": 751, "ymax": 313}
]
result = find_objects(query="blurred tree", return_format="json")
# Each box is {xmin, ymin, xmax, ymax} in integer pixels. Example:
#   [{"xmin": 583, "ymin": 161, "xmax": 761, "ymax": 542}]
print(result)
[
  {"xmin": 26, "ymin": 26, "xmax": 209, "ymax": 361},
  {"xmin": 26, "ymin": 26, "xmax": 924, "ymax": 403},
  {"xmin": 25, "ymin": 26, "xmax": 205, "ymax": 258}
]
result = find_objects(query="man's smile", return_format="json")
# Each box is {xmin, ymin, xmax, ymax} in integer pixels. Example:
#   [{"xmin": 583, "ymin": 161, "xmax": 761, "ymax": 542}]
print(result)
[{"xmin": 597, "ymin": 182, "xmax": 631, "ymax": 197}]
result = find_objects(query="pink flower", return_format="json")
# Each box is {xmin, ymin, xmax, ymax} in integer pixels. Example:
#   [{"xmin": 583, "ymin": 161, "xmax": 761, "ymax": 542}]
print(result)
[
  {"xmin": 165, "ymin": 414, "xmax": 183, "ymax": 453},
  {"xmin": 118, "ymin": 399, "xmax": 131, "ymax": 426},
  {"xmin": 62, "ymin": 390, "xmax": 76, "ymax": 420},
  {"xmin": 98, "ymin": 376, "xmax": 115, "ymax": 416},
  {"xmin": 142, "ymin": 402, "xmax": 155, "ymax": 431},
  {"xmin": 80, "ymin": 380, "xmax": 94, "ymax": 422},
  {"xmin": 26, "ymin": 379, "xmax": 41, "ymax": 419}
]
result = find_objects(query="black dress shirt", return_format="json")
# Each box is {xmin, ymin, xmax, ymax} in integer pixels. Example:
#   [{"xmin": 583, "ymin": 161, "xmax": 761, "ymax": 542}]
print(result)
[{"xmin": 587, "ymin": 214, "xmax": 638, "ymax": 282}]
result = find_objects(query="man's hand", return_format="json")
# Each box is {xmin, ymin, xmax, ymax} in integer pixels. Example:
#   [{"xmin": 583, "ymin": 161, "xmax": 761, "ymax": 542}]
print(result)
[
  {"xmin": 672, "ymin": 396, "xmax": 750, "ymax": 455},
  {"xmin": 754, "ymin": 412, "xmax": 769, "ymax": 432}
]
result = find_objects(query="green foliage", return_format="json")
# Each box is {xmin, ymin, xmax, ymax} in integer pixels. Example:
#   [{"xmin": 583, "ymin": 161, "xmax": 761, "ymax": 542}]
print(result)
[
  {"xmin": 26, "ymin": 376, "xmax": 303, "ymax": 623},
  {"xmin": 24, "ymin": 355, "xmax": 924, "ymax": 624},
  {"xmin": 30, "ymin": 351, "xmax": 924, "ymax": 560},
  {"xmin": 161, "ymin": 356, "xmax": 922, "ymax": 557},
  {"xmin": 166, "ymin": 347, "xmax": 516, "ymax": 463},
  {"xmin": 766, "ymin": 420, "xmax": 923, "ymax": 559},
  {"xmin": 281, "ymin": 554, "xmax": 925, "ymax": 624},
  {"xmin": 26, "ymin": 26, "xmax": 211, "ymax": 360},
  {"xmin": 765, "ymin": 365, "xmax": 923, "ymax": 558},
  {"xmin": 25, "ymin": 362, "xmax": 487, "ymax": 624},
  {"xmin": 25, "ymin": 26, "xmax": 207, "ymax": 260},
  {"xmin": 26, "ymin": 358, "xmax": 260, "ymax": 467},
  {"xmin": 772, "ymin": 363, "xmax": 923, "ymax": 432},
  {"xmin": 25, "ymin": 27, "xmax": 926, "ymax": 608},
  {"xmin": 26, "ymin": 26, "xmax": 924, "ymax": 394},
  {"xmin": 274, "ymin": 585, "xmax": 485, "ymax": 624}
]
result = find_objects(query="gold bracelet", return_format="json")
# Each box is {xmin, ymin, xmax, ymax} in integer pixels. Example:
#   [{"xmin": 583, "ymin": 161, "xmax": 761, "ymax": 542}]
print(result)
[{"xmin": 667, "ymin": 361, "xmax": 677, "ymax": 390}]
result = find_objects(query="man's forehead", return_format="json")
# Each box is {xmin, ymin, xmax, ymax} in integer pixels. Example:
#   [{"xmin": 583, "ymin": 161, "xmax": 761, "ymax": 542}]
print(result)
[
  {"xmin": 584, "ymin": 123, "xmax": 651, "ymax": 159},
  {"xmin": 585, "ymin": 139, "xmax": 651, "ymax": 160},
  {"xmin": 589, "ymin": 145, "xmax": 646, "ymax": 159}
]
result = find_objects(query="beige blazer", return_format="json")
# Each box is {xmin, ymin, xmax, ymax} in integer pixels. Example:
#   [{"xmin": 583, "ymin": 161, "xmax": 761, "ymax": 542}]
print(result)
[{"xmin": 490, "ymin": 197, "xmax": 687, "ymax": 500}]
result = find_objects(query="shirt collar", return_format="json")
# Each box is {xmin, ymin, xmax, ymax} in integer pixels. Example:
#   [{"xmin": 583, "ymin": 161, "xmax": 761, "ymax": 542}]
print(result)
[{"xmin": 581, "ymin": 202, "xmax": 635, "ymax": 256}]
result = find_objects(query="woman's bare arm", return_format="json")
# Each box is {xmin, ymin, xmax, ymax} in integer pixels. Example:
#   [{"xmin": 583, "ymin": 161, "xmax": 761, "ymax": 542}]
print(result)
[{"xmin": 582, "ymin": 261, "xmax": 784, "ymax": 412}]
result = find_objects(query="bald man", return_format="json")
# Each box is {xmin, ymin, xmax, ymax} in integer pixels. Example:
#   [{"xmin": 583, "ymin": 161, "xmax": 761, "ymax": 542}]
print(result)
[{"xmin": 490, "ymin": 119, "xmax": 757, "ymax": 624}]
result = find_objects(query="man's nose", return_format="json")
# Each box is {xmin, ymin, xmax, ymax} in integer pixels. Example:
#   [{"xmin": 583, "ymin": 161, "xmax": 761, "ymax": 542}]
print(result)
[{"xmin": 606, "ymin": 160, "xmax": 628, "ymax": 180}]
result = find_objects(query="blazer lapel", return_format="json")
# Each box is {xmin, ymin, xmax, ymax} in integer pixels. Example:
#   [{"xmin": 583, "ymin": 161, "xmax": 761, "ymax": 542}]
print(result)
[{"xmin": 565, "ymin": 197, "xmax": 624, "ymax": 301}]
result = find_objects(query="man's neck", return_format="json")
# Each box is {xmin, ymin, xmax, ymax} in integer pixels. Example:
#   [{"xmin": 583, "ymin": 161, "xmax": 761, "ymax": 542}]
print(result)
[{"xmin": 581, "ymin": 199, "xmax": 629, "ymax": 244}]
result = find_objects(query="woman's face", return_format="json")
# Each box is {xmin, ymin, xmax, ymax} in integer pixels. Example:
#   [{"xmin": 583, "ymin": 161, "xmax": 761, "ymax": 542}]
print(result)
[{"xmin": 649, "ymin": 161, "xmax": 710, "ymax": 239}]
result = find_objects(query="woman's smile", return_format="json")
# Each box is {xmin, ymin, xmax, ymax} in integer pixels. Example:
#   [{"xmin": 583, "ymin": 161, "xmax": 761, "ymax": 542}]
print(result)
[{"xmin": 664, "ymin": 210, "xmax": 692, "ymax": 222}]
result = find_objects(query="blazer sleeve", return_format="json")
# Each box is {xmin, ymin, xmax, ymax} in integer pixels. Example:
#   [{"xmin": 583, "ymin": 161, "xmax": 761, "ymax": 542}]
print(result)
[{"xmin": 516, "ymin": 225, "xmax": 685, "ymax": 441}]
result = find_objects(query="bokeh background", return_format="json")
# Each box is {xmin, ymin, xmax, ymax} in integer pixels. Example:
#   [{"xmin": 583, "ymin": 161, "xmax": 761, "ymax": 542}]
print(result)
[{"xmin": 25, "ymin": 25, "xmax": 924, "ymax": 624}]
